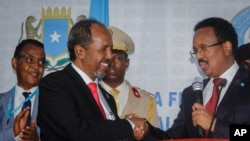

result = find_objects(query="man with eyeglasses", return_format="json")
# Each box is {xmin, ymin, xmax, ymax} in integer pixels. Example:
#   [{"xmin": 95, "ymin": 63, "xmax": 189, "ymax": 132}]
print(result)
[
  {"xmin": 0, "ymin": 39, "xmax": 46, "ymax": 141},
  {"xmin": 144, "ymin": 17, "xmax": 250, "ymax": 140}
]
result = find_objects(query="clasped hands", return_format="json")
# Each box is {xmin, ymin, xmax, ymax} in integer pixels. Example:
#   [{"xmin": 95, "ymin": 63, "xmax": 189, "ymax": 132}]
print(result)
[
  {"xmin": 125, "ymin": 113, "xmax": 148, "ymax": 140},
  {"xmin": 13, "ymin": 107, "xmax": 39, "ymax": 141}
]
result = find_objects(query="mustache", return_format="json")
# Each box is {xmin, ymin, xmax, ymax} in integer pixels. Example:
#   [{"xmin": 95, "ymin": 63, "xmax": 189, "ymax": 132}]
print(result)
[
  {"xmin": 95, "ymin": 59, "xmax": 111, "ymax": 80},
  {"xmin": 198, "ymin": 59, "xmax": 208, "ymax": 64},
  {"xmin": 102, "ymin": 58, "xmax": 111, "ymax": 66}
]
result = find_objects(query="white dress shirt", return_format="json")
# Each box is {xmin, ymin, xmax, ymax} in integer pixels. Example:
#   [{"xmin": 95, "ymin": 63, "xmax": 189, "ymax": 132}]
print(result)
[
  {"xmin": 14, "ymin": 85, "xmax": 37, "ymax": 118},
  {"xmin": 203, "ymin": 61, "xmax": 239, "ymax": 107},
  {"xmin": 71, "ymin": 63, "xmax": 115, "ymax": 120}
]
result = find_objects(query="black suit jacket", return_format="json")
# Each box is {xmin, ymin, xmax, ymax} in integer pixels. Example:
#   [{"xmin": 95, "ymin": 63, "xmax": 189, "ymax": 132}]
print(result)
[
  {"xmin": 37, "ymin": 64, "xmax": 135, "ymax": 141},
  {"xmin": 148, "ymin": 66, "xmax": 250, "ymax": 139}
]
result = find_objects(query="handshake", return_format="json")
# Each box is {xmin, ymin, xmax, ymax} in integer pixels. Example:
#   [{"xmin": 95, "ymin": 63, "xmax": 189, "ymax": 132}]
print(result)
[{"xmin": 125, "ymin": 113, "xmax": 149, "ymax": 140}]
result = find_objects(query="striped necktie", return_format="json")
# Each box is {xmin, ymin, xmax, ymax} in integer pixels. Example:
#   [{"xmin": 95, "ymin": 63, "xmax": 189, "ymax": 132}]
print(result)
[{"xmin": 22, "ymin": 92, "xmax": 31, "ymax": 126}]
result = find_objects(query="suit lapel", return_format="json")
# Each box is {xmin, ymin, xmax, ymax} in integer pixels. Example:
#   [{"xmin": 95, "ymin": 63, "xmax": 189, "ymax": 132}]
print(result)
[
  {"xmin": 1, "ymin": 90, "xmax": 14, "ymax": 128},
  {"xmin": 31, "ymin": 89, "xmax": 39, "ymax": 119},
  {"xmin": 215, "ymin": 67, "xmax": 249, "ymax": 119},
  {"xmin": 2, "ymin": 92, "xmax": 11, "ymax": 120},
  {"xmin": 64, "ymin": 64, "xmax": 105, "ymax": 117},
  {"xmin": 99, "ymin": 85, "xmax": 120, "ymax": 119}
]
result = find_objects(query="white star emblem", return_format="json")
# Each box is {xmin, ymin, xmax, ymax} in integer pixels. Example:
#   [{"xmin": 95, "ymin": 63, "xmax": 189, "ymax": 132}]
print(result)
[{"xmin": 50, "ymin": 31, "xmax": 61, "ymax": 43}]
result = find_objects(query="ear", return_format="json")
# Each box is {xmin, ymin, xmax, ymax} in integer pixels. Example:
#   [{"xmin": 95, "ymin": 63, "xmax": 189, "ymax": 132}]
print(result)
[
  {"xmin": 125, "ymin": 58, "xmax": 130, "ymax": 69},
  {"xmin": 74, "ymin": 45, "xmax": 86, "ymax": 59},
  {"xmin": 223, "ymin": 40, "xmax": 232, "ymax": 56},
  {"xmin": 11, "ymin": 57, "xmax": 17, "ymax": 70}
]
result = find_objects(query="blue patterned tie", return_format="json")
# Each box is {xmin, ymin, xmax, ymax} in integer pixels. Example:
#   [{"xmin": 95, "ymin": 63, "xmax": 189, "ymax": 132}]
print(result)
[{"xmin": 22, "ymin": 92, "xmax": 31, "ymax": 126}]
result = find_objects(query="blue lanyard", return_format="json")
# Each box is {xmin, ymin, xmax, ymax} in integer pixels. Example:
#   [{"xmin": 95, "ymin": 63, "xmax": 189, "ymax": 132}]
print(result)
[{"xmin": 6, "ymin": 86, "xmax": 38, "ymax": 125}]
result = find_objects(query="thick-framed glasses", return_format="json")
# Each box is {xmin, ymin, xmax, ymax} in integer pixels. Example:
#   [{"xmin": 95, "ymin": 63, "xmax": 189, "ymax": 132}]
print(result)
[
  {"xmin": 18, "ymin": 54, "xmax": 47, "ymax": 67},
  {"xmin": 190, "ymin": 40, "xmax": 226, "ymax": 58}
]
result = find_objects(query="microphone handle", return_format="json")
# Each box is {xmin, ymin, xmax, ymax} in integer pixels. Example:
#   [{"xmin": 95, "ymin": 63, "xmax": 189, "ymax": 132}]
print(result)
[
  {"xmin": 195, "ymin": 90, "xmax": 203, "ymax": 104},
  {"xmin": 197, "ymin": 125, "xmax": 205, "ymax": 137},
  {"xmin": 194, "ymin": 90, "xmax": 205, "ymax": 137}
]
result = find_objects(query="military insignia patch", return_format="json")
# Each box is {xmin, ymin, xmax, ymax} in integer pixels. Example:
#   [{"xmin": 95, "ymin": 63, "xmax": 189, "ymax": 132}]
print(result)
[{"xmin": 132, "ymin": 87, "xmax": 141, "ymax": 98}]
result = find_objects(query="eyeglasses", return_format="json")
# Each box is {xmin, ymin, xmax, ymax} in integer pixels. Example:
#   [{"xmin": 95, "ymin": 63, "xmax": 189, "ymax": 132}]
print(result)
[
  {"xmin": 18, "ymin": 54, "xmax": 47, "ymax": 67},
  {"xmin": 190, "ymin": 40, "xmax": 226, "ymax": 58}
]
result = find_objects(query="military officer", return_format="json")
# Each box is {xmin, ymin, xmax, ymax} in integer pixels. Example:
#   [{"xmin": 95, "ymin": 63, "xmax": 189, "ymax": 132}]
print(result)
[{"xmin": 100, "ymin": 26, "xmax": 159, "ymax": 127}]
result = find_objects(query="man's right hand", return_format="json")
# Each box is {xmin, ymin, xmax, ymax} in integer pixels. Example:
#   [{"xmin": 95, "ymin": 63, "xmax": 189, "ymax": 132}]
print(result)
[
  {"xmin": 13, "ymin": 107, "xmax": 30, "ymax": 136},
  {"xmin": 126, "ymin": 114, "xmax": 148, "ymax": 140},
  {"xmin": 13, "ymin": 107, "xmax": 39, "ymax": 141},
  {"xmin": 20, "ymin": 119, "xmax": 39, "ymax": 141}
]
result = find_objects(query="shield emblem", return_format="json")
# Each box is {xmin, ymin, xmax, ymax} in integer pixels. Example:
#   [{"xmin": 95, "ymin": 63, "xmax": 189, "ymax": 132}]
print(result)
[{"xmin": 41, "ymin": 7, "xmax": 71, "ymax": 70}]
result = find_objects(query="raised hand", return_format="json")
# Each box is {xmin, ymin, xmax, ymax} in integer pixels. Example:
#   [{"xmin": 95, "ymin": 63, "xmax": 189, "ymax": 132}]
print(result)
[
  {"xmin": 20, "ymin": 119, "xmax": 39, "ymax": 141},
  {"xmin": 13, "ymin": 107, "xmax": 30, "ymax": 136},
  {"xmin": 13, "ymin": 107, "xmax": 39, "ymax": 141}
]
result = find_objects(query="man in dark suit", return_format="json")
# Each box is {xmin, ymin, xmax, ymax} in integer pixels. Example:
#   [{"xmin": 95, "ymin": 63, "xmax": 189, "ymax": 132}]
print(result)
[
  {"xmin": 147, "ymin": 17, "xmax": 250, "ymax": 140},
  {"xmin": 37, "ymin": 19, "xmax": 148, "ymax": 141}
]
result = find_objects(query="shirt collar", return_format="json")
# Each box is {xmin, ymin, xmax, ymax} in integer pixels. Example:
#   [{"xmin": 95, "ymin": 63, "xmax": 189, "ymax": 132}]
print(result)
[
  {"xmin": 15, "ymin": 85, "xmax": 37, "ymax": 94},
  {"xmin": 100, "ymin": 80, "xmax": 127, "ymax": 92},
  {"xmin": 71, "ymin": 63, "xmax": 97, "ymax": 84},
  {"xmin": 212, "ymin": 61, "xmax": 239, "ymax": 84}
]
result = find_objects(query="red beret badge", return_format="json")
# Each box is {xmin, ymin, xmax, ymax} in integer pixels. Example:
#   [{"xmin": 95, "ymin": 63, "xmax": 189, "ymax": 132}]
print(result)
[{"xmin": 132, "ymin": 87, "xmax": 140, "ymax": 98}]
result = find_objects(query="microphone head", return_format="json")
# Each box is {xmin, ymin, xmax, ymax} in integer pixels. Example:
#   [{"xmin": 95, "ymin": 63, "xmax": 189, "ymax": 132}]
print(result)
[
  {"xmin": 192, "ymin": 77, "xmax": 203, "ymax": 91},
  {"xmin": 220, "ymin": 79, "xmax": 227, "ymax": 87}
]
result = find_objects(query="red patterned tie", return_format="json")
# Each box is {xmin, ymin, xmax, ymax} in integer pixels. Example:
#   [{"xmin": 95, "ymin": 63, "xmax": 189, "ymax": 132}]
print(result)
[
  {"xmin": 205, "ymin": 78, "xmax": 223, "ymax": 115},
  {"xmin": 88, "ymin": 83, "xmax": 106, "ymax": 119}
]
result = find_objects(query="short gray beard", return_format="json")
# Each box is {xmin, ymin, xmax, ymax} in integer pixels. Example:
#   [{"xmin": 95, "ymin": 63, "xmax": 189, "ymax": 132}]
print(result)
[{"xmin": 95, "ymin": 71, "xmax": 106, "ymax": 81}]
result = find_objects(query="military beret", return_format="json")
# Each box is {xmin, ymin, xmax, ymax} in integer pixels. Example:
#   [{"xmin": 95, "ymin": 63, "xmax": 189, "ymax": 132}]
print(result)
[
  {"xmin": 108, "ymin": 26, "xmax": 135, "ymax": 55},
  {"xmin": 235, "ymin": 43, "xmax": 250, "ymax": 63}
]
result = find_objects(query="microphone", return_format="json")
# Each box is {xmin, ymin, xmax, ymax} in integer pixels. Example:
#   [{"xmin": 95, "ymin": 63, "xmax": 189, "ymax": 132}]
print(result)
[
  {"xmin": 220, "ymin": 79, "xmax": 227, "ymax": 88},
  {"xmin": 192, "ymin": 77, "xmax": 205, "ymax": 137},
  {"xmin": 207, "ymin": 78, "xmax": 227, "ymax": 137}
]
